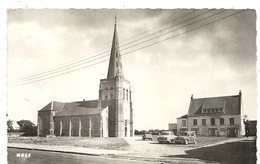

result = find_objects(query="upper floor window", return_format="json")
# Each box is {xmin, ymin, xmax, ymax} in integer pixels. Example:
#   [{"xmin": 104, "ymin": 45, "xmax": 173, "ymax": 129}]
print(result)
[
  {"xmin": 202, "ymin": 119, "xmax": 206, "ymax": 126},
  {"xmin": 116, "ymin": 62, "xmax": 118, "ymax": 67},
  {"xmin": 182, "ymin": 120, "xmax": 186, "ymax": 127},
  {"xmin": 220, "ymin": 118, "xmax": 224, "ymax": 125},
  {"xmin": 211, "ymin": 118, "xmax": 215, "ymax": 126},
  {"xmin": 203, "ymin": 108, "xmax": 224, "ymax": 114},
  {"xmin": 123, "ymin": 88, "xmax": 125, "ymax": 100},
  {"xmin": 116, "ymin": 53, "xmax": 118, "ymax": 58},
  {"xmin": 105, "ymin": 88, "xmax": 108, "ymax": 100},
  {"xmin": 110, "ymin": 87, "xmax": 114, "ymax": 99},
  {"xmin": 126, "ymin": 89, "xmax": 128, "ymax": 100},
  {"xmin": 229, "ymin": 118, "xmax": 234, "ymax": 125},
  {"xmin": 193, "ymin": 119, "xmax": 197, "ymax": 126}
]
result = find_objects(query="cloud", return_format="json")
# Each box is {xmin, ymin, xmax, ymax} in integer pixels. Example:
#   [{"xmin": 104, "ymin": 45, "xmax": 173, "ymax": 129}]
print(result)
[{"xmin": 6, "ymin": 9, "xmax": 257, "ymax": 129}]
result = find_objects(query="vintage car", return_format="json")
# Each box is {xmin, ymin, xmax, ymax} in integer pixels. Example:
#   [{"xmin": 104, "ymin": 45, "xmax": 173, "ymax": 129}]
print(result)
[
  {"xmin": 142, "ymin": 133, "xmax": 152, "ymax": 140},
  {"xmin": 157, "ymin": 131, "xmax": 176, "ymax": 143},
  {"xmin": 171, "ymin": 131, "xmax": 197, "ymax": 144},
  {"xmin": 142, "ymin": 132, "xmax": 160, "ymax": 140}
]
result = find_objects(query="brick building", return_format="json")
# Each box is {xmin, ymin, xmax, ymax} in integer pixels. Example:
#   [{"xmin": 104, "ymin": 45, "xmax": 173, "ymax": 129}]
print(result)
[
  {"xmin": 177, "ymin": 91, "xmax": 245, "ymax": 137},
  {"xmin": 38, "ymin": 19, "xmax": 134, "ymax": 137}
]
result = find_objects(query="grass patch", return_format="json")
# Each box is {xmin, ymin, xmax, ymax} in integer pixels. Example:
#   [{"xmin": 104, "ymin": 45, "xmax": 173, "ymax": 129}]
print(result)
[{"xmin": 8, "ymin": 137, "xmax": 130, "ymax": 151}]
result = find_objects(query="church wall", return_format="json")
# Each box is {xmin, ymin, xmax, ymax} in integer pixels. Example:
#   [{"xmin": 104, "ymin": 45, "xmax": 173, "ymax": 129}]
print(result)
[
  {"xmin": 38, "ymin": 110, "xmax": 54, "ymax": 136},
  {"xmin": 53, "ymin": 113, "xmax": 109, "ymax": 137}
]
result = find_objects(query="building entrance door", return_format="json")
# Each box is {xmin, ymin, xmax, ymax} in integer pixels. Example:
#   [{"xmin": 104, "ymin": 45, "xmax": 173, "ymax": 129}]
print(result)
[
  {"xmin": 208, "ymin": 128, "xmax": 217, "ymax": 136},
  {"xmin": 227, "ymin": 127, "xmax": 236, "ymax": 137}
]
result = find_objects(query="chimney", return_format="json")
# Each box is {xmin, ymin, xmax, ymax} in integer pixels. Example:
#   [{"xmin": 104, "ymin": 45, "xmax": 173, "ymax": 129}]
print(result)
[
  {"xmin": 191, "ymin": 94, "xmax": 193, "ymax": 101},
  {"xmin": 83, "ymin": 99, "xmax": 85, "ymax": 101}
]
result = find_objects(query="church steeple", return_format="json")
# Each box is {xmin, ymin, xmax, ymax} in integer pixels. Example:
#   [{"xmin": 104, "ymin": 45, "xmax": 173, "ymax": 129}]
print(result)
[{"xmin": 107, "ymin": 16, "xmax": 124, "ymax": 78}]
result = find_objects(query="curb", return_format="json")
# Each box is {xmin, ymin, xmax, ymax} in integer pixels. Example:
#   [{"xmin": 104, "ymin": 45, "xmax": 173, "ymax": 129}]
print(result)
[{"xmin": 7, "ymin": 146, "xmax": 107, "ymax": 157}]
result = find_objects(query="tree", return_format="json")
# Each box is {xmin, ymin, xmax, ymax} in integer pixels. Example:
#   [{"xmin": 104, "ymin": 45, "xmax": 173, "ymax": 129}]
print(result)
[
  {"xmin": 17, "ymin": 119, "xmax": 37, "ymax": 136},
  {"xmin": 7, "ymin": 119, "xmax": 14, "ymax": 132}
]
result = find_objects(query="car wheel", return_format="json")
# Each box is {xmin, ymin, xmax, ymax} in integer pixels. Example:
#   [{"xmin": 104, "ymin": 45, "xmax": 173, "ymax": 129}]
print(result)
[
  {"xmin": 185, "ymin": 139, "xmax": 189, "ymax": 145},
  {"xmin": 159, "ymin": 141, "xmax": 163, "ymax": 144}
]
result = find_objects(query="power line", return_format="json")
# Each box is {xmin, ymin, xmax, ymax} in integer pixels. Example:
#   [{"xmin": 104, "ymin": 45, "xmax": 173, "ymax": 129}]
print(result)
[
  {"xmin": 9, "ymin": 11, "xmax": 201, "ymax": 83},
  {"xmin": 8, "ymin": 10, "xmax": 243, "ymax": 87},
  {"xmin": 8, "ymin": 10, "xmax": 245, "ymax": 87},
  {"xmin": 8, "ymin": 9, "xmax": 187, "ymax": 83},
  {"xmin": 8, "ymin": 9, "xmax": 219, "ymax": 85}
]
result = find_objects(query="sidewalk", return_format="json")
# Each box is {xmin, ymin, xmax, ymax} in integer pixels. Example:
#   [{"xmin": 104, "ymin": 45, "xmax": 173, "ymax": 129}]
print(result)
[{"xmin": 7, "ymin": 142, "xmax": 129, "ymax": 156}]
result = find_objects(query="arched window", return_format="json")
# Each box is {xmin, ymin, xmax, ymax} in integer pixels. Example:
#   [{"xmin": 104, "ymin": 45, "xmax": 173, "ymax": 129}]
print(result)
[
  {"xmin": 123, "ymin": 88, "xmax": 125, "ymax": 100},
  {"xmin": 105, "ymin": 88, "xmax": 108, "ymax": 100},
  {"xmin": 110, "ymin": 87, "xmax": 114, "ymax": 99}
]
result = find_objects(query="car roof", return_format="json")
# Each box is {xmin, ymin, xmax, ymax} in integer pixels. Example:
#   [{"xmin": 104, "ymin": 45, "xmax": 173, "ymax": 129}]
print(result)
[{"xmin": 162, "ymin": 130, "xmax": 173, "ymax": 133}]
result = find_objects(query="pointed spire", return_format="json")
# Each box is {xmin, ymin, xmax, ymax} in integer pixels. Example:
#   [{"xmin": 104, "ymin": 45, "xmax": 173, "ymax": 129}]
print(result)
[
  {"xmin": 107, "ymin": 17, "xmax": 124, "ymax": 78},
  {"xmin": 115, "ymin": 14, "xmax": 117, "ymax": 25}
]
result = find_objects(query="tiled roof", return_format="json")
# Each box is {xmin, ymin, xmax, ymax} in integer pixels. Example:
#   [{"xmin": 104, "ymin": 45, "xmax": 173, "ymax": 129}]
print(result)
[
  {"xmin": 188, "ymin": 95, "xmax": 241, "ymax": 116},
  {"xmin": 39, "ymin": 101, "xmax": 64, "ymax": 112},
  {"xmin": 39, "ymin": 100, "xmax": 106, "ymax": 116},
  {"xmin": 55, "ymin": 102, "xmax": 105, "ymax": 117}
]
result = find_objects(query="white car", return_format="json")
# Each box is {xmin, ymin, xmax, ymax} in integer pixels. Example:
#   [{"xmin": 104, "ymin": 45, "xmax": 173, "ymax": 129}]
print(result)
[{"xmin": 157, "ymin": 131, "xmax": 176, "ymax": 143}]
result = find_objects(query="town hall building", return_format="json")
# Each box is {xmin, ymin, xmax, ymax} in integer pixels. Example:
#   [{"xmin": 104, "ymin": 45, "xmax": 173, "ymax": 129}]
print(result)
[
  {"xmin": 37, "ymin": 19, "xmax": 134, "ymax": 137},
  {"xmin": 177, "ymin": 91, "xmax": 245, "ymax": 137}
]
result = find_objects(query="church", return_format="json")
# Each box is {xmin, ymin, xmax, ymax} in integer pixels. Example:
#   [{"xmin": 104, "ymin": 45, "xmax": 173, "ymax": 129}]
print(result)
[{"xmin": 37, "ymin": 19, "xmax": 134, "ymax": 137}]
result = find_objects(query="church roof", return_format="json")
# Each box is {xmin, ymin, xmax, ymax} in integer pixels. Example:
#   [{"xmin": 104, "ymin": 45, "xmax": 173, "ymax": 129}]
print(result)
[
  {"xmin": 188, "ymin": 92, "xmax": 241, "ymax": 116},
  {"xmin": 39, "ymin": 100, "xmax": 106, "ymax": 116},
  {"xmin": 55, "ymin": 102, "xmax": 105, "ymax": 117},
  {"xmin": 39, "ymin": 101, "xmax": 64, "ymax": 112},
  {"xmin": 107, "ymin": 18, "xmax": 124, "ymax": 78}
]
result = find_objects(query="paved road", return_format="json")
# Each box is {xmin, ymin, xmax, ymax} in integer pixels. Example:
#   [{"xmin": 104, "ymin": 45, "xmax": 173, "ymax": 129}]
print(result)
[{"xmin": 7, "ymin": 148, "xmax": 152, "ymax": 164}]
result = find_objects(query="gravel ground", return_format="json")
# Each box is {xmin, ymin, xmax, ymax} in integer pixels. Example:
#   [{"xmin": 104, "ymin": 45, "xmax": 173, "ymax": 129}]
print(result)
[{"xmin": 8, "ymin": 136, "xmax": 255, "ymax": 164}]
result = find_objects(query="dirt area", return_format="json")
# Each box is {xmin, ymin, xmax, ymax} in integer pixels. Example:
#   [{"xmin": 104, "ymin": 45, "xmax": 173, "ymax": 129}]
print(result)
[
  {"xmin": 8, "ymin": 136, "xmax": 129, "ymax": 151},
  {"xmin": 8, "ymin": 135, "xmax": 256, "ymax": 163}
]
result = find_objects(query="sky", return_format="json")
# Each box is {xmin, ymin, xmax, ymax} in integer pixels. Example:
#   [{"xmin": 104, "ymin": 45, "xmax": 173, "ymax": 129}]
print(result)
[{"xmin": 5, "ymin": 8, "xmax": 257, "ymax": 130}]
